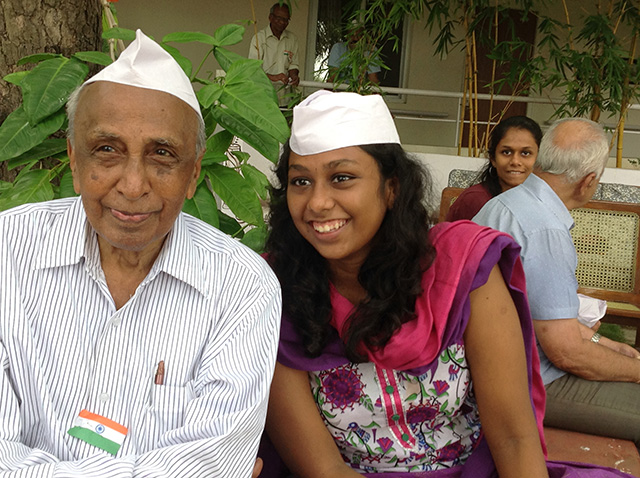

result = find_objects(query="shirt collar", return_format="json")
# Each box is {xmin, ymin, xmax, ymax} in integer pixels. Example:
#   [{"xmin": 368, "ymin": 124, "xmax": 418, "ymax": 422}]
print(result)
[
  {"xmin": 524, "ymin": 173, "xmax": 575, "ymax": 229},
  {"xmin": 36, "ymin": 197, "xmax": 208, "ymax": 298},
  {"xmin": 265, "ymin": 25, "xmax": 290, "ymax": 40}
]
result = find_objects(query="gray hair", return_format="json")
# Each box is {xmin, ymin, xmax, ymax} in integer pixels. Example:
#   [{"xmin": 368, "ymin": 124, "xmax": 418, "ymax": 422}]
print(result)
[
  {"xmin": 536, "ymin": 117, "xmax": 609, "ymax": 183},
  {"xmin": 66, "ymin": 84, "xmax": 207, "ymax": 156}
]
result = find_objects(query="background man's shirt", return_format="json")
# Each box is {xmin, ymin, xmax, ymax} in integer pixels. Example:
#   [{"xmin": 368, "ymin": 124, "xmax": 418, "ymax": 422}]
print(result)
[{"xmin": 474, "ymin": 174, "xmax": 579, "ymax": 385}]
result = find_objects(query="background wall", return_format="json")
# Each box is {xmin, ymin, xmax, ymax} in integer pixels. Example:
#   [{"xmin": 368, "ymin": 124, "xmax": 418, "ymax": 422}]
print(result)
[
  {"xmin": 114, "ymin": 1, "xmax": 640, "ymax": 169},
  {"xmin": 116, "ymin": 0, "xmax": 310, "ymax": 84}
]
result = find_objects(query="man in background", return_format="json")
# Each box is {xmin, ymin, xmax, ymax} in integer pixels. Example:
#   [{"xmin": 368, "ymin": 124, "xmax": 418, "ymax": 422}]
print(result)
[
  {"xmin": 327, "ymin": 25, "xmax": 380, "ymax": 85},
  {"xmin": 249, "ymin": 2, "xmax": 299, "ymax": 107},
  {"xmin": 474, "ymin": 118, "xmax": 640, "ymax": 446}
]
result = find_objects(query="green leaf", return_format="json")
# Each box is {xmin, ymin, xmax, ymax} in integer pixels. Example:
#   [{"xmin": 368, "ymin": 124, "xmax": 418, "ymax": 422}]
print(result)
[
  {"xmin": 160, "ymin": 43, "xmax": 193, "ymax": 78},
  {"xmin": 0, "ymin": 169, "xmax": 54, "ymax": 211},
  {"xmin": 182, "ymin": 182, "xmax": 219, "ymax": 228},
  {"xmin": 213, "ymin": 46, "xmax": 246, "ymax": 71},
  {"xmin": 57, "ymin": 164, "xmax": 77, "ymax": 199},
  {"xmin": 162, "ymin": 31, "xmax": 216, "ymax": 45},
  {"xmin": 220, "ymin": 82, "xmax": 289, "ymax": 143},
  {"xmin": 207, "ymin": 129, "xmax": 235, "ymax": 154},
  {"xmin": 231, "ymin": 151, "xmax": 250, "ymax": 163},
  {"xmin": 224, "ymin": 58, "xmax": 278, "ymax": 102},
  {"xmin": 241, "ymin": 163, "xmax": 271, "ymax": 200},
  {"xmin": 241, "ymin": 225, "xmax": 267, "ymax": 252},
  {"xmin": 3, "ymin": 71, "xmax": 29, "ymax": 86},
  {"xmin": 203, "ymin": 107, "xmax": 218, "ymax": 138},
  {"xmin": 201, "ymin": 151, "xmax": 229, "ymax": 167},
  {"xmin": 17, "ymin": 53, "xmax": 62, "ymax": 65},
  {"xmin": 22, "ymin": 57, "xmax": 89, "ymax": 124},
  {"xmin": 205, "ymin": 163, "xmax": 264, "ymax": 226},
  {"xmin": 210, "ymin": 105, "xmax": 281, "ymax": 162},
  {"xmin": 0, "ymin": 181, "xmax": 12, "ymax": 195},
  {"xmin": 102, "ymin": 27, "xmax": 136, "ymax": 42},
  {"xmin": 72, "ymin": 51, "xmax": 113, "ymax": 66},
  {"xmin": 7, "ymin": 138, "xmax": 68, "ymax": 169},
  {"xmin": 218, "ymin": 211, "xmax": 244, "ymax": 237},
  {"xmin": 197, "ymin": 83, "xmax": 223, "ymax": 109},
  {"xmin": 224, "ymin": 57, "xmax": 269, "ymax": 84},
  {"xmin": 212, "ymin": 24, "xmax": 245, "ymax": 47},
  {"xmin": 0, "ymin": 106, "xmax": 66, "ymax": 163}
]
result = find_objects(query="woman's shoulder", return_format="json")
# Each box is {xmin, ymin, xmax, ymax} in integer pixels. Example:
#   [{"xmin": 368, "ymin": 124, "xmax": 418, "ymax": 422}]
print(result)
[
  {"xmin": 444, "ymin": 183, "xmax": 493, "ymax": 222},
  {"xmin": 428, "ymin": 220, "xmax": 517, "ymax": 261}
]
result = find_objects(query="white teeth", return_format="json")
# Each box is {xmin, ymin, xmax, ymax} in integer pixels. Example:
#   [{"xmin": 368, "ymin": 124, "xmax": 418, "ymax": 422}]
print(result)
[{"xmin": 313, "ymin": 220, "xmax": 346, "ymax": 233}]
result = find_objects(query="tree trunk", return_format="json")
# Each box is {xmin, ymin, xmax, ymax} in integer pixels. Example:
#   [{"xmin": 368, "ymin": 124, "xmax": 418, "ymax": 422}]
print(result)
[{"xmin": 0, "ymin": 0, "xmax": 102, "ymax": 180}]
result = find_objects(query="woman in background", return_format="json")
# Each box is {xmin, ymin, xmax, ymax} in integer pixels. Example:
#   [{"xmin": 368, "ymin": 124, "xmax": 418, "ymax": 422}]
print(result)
[{"xmin": 445, "ymin": 116, "xmax": 542, "ymax": 222}]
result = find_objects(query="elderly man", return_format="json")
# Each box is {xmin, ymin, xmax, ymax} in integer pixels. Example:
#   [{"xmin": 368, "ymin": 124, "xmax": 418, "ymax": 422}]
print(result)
[
  {"xmin": 0, "ymin": 30, "xmax": 281, "ymax": 477},
  {"xmin": 474, "ymin": 118, "xmax": 640, "ymax": 446},
  {"xmin": 248, "ymin": 2, "xmax": 299, "ymax": 107}
]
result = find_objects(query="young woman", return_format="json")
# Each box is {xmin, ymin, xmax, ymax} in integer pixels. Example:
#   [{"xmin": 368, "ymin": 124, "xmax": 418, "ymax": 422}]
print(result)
[
  {"xmin": 262, "ymin": 91, "xmax": 630, "ymax": 478},
  {"xmin": 445, "ymin": 116, "xmax": 542, "ymax": 222}
]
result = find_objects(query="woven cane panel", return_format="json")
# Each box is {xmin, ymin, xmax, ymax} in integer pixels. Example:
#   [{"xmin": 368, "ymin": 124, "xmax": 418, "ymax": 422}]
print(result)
[{"xmin": 570, "ymin": 208, "xmax": 639, "ymax": 292}]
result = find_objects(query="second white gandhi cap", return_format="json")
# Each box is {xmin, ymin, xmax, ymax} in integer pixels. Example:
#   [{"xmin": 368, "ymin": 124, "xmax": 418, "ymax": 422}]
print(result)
[
  {"xmin": 289, "ymin": 90, "xmax": 400, "ymax": 155},
  {"xmin": 83, "ymin": 29, "xmax": 202, "ymax": 119}
]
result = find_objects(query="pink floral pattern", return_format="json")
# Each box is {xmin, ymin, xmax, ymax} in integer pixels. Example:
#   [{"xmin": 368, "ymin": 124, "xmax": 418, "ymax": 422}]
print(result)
[{"xmin": 309, "ymin": 342, "xmax": 482, "ymax": 472}]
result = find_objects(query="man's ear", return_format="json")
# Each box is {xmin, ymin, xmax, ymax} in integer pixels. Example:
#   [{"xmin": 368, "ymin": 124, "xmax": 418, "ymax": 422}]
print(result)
[
  {"xmin": 186, "ymin": 150, "xmax": 204, "ymax": 200},
  {"xmin": 579, "ymin": 172, "xmax": 597, "ymax": 193},
  {"xmin": 574, "ymin": 172, "xmax": 597, "ymax": 203},
  {"xmin": 67, "ymin": 138, "xmax": 81, "ymax": 195}
]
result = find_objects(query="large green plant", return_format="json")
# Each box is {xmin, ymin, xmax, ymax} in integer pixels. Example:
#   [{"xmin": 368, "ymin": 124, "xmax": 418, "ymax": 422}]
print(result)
[{"xmin": 0, "ymin": 25, "xmax": 289, "ymax": 251}]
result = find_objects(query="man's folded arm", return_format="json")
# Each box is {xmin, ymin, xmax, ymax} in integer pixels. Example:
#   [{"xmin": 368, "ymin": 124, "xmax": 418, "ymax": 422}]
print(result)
[{"xmin": 0, "ymin": 285, "xmax": 281, "ymax": 477}]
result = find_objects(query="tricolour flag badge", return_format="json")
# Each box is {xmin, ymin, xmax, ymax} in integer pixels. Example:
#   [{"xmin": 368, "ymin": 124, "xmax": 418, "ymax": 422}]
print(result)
[{"xmin": 67, "ymin": 409, "xmax": 128, "ymax": 456}]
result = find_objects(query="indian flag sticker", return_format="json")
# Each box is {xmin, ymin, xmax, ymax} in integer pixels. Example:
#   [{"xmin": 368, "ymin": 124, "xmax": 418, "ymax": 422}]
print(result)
[{"xmin": 67, "ymin": 409, "xmax": 128, "ymax": 456}]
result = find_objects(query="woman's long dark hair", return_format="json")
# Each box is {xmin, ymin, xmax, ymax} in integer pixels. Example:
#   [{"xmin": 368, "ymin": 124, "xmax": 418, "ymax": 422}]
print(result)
[
  {"xmin": 478, "ymin": 116, "xmax": 542, "ymax": 197},
  {"xmin": 265, "ymin": 143, "xmax": 436, "ymax": 362}
]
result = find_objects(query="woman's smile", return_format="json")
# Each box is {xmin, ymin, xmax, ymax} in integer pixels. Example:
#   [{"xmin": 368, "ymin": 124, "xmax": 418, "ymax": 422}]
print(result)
[{"xmin": 310, "ymin": 219, "xmax": 348, "ymax": 234}]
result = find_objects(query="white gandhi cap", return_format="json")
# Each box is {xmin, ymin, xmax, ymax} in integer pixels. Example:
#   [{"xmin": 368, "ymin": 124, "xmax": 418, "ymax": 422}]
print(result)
[
  {"xmin": 289, "ymin": 90, "xmax": 400, "ymax": 155},
  {"xmin": 84, "ymin": 29, "xmax": 202, "ymax": 119}
]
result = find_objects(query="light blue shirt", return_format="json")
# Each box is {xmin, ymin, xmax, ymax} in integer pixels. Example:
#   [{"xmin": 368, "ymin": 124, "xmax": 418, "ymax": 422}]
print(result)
[
  {"xmin": 473, "ymin": 174, "xmax": 579, "ymax": 385},
  {"xmin": 328, "ymin": 42, "xmax": 381, "ymax": 76}
]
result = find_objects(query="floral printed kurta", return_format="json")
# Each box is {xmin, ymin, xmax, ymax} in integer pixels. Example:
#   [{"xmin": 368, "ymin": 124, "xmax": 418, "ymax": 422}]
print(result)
[{"xmin": 309, "ymin": 342, "xmax": 482, "ymax": 473}]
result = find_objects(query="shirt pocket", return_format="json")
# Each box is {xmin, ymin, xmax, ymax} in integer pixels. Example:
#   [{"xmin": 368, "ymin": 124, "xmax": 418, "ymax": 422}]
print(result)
[{"xmin": 143, "ymin": 381, "xmax": 195, "ymax": 445}]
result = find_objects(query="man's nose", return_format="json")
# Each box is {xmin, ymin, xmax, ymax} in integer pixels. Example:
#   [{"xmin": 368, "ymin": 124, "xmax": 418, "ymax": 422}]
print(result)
[{"xmin": 117, "ymin": 157, "xmax": 151, "ymax": 200}]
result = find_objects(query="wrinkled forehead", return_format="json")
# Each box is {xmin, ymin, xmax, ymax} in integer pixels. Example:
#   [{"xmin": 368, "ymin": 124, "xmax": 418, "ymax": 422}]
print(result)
[
  {"xmin": 78, "ymin": 81, "xmax": 197, "ymax": 119},
  {"xmin": 74, "ymin": 82, "xmax": 199, "ymax": 148}
]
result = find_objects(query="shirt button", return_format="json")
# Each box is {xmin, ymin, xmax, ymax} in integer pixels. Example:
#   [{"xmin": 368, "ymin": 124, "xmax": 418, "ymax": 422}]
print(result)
[
  {"xmin": 401, "ymin": 433, "xmax": 409, "ymax": 441},
  {"xmin": 111, "ymin": 317, "xmax": 122, "ymax": 327},
  {"xmin": 391, "ymin": 414, "xmax": 400, "ymax": 421},
  {"xmin": 99, "ymin": 393, "xmax": 110, "ymax": 403},
  {"xmin": 385, "ymin": 385, "xmax": 394, "ymax": 394}
]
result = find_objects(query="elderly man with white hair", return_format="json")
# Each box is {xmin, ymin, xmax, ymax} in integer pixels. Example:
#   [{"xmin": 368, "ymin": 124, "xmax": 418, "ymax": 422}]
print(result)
[
  {"xmin": 474, "ymin": 118, "xmax": 640, "ymax": 446},
  {"xmin": 0, "ymin": 30, "xmax": 280, "ymax": 477}
]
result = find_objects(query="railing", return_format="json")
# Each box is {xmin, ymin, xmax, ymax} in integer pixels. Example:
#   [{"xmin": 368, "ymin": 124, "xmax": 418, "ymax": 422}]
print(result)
[{"xmin": 298, "ymin": 80, "xmax": 640, "ymax": 136}]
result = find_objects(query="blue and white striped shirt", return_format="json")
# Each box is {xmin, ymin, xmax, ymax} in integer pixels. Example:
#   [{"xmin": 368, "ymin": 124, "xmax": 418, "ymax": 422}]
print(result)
[{"xmin": 0, "ymin": 197, "xmax": 281, "ymax": 477}]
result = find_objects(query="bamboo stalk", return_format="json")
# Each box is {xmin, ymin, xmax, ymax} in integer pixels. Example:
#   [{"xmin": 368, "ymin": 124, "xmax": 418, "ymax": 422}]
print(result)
[
  {"xmin": 100, "ymin": 0, "xmax": 125, "ymax": 60},
  {"xmin": 561, "ymin": 0, "xmax": 574, "ymax": 50},
  {"xmin": 463, "ymin": 12, "xmax": 474, "ymax": 157},
  {"xmin": 250, "ymin": 0, "xmax": 260, "ymax": 58},
  {"xmin": 615, "ymin": 31, "xmax": 637, "ymax": 167},
  {"xmin": 485, "ymin": 3, "xmax": 499, "ymax": 154},
  {"xmin": 472, "ymin": 30, "xmax": 479, "ymax": 157}
]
